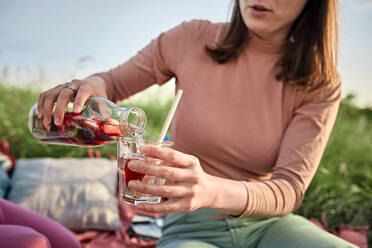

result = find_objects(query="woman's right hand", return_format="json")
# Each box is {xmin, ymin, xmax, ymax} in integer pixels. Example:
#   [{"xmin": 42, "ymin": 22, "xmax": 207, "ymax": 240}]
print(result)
[{"xmin": 37, "ymin": 76, "xmax": 107, "ymax": 130}]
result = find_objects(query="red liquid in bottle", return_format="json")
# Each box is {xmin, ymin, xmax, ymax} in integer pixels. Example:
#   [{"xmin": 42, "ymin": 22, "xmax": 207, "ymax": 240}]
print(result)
[
  {"xmin": 32, "ymin": 112, "xmax": 122, "ymax": 146},
  {"xmin": 29, "ymin": 96, "xmax": 146, "ymax": 147}
]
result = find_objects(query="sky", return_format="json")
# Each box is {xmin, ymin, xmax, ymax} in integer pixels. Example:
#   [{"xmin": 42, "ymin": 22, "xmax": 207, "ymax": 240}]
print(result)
[{"xmin": 0, "ymin": 0, "xmax": 371, "ymax": 106}]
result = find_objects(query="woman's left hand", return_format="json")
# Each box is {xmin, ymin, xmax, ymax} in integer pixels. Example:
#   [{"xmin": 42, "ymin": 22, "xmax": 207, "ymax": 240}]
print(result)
[{"xmin": 127, "ymin": 145, "xmax": 214, "ymax": 214}]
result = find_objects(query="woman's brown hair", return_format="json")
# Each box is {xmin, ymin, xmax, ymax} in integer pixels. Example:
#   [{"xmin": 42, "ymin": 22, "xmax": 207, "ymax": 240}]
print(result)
[{"xmin": 205, "ymin": 0, "xmax": 339, "ymax": 93}]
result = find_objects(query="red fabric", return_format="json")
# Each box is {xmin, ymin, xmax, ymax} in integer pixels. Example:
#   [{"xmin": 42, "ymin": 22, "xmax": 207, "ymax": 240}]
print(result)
[
  {"xmin": 310, "ymin": 213, "xmax": 369, "ymax": 248},
  {"xmin": 76, "ymin": 202, "xmax": 159, "ymax": 248},
  {"xmin": 0, "ymin": 140, "xmax": 16, "ymax": 173}
]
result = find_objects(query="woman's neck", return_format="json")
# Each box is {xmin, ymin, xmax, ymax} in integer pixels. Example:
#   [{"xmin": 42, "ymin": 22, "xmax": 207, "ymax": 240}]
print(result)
[{"xmin": 245, "ymin": 31, "xmax": 286, "ymax": 56}]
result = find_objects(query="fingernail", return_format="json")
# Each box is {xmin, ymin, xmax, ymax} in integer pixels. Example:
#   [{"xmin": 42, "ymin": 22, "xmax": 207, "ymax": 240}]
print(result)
[
  {"xmin": 128, "ymin": 181, "xmax": 136, "ymax": 188},
  {"xmin": 128, "ymin": 161, "xmax": 136, "ymax": 169},
  {"xmin": 55, "ymin": 117, "xmax": 60, "ymax": 125},
  {"xmin": 42, "ymin": 119, "xmax": 50, "ymax": 129},
  {"xmin": 73, "ymin": 105, "xmax": 81, "ymax": 113},
  {"xmin": 44, "ymin": 125, "xmax": 50, "ymax": 132},
  {"xmin": 141, "ymin": 146, "xmax": 150, "ymax": 154}
]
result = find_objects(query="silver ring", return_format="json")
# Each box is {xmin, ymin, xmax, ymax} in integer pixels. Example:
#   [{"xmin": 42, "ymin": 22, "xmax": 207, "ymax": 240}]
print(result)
[{"xmin": 64, "ymin": 83, "xmax": 77, "ymax": 93}]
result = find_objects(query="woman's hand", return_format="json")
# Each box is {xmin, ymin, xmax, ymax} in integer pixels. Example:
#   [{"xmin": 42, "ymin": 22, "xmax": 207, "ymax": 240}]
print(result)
[
  {"xmin": 127, "ymin": 145, "xmax": 215, "ymax": 214},
  {"xmin": 37, "ymin": 76, "xmax": 107, "ymax": 130}
]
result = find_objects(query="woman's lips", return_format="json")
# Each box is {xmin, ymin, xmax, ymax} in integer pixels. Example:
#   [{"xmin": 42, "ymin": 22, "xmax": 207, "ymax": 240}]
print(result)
[{"xmin": 249, "ymin": 5, "xmax": 271, "ymax": 17}]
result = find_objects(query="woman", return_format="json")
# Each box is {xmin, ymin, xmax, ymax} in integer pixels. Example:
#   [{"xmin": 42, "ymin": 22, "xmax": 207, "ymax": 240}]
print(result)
[{"xmin": 37, "ymin": 0, "xmax": 356, "ymax": 247}]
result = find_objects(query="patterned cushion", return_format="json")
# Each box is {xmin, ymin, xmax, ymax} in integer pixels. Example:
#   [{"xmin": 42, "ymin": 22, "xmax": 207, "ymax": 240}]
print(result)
[{"xmin": 7, "ymin": 158, "xmax": 121, "ymax": 231}]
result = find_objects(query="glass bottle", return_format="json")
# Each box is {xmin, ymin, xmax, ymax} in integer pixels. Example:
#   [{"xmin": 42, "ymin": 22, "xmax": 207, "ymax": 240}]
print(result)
[{"xmin": 28, "ymin": 96, "xmax": 146, "ymax": 146}]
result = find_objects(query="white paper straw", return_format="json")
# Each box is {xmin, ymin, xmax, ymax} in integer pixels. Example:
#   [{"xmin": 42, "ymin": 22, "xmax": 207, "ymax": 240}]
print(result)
[{"xmin": 156, "ymin": 89, "xmax": 183, "ymax": 144}]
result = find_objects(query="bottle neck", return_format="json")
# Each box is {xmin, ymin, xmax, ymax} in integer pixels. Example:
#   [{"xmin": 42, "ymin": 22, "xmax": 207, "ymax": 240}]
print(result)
[
  {"xmin": 75, "ymin": 96, "xmax": 147, "ymax": 138},
  {"xmin": 118, "ymin": 107, "xmax": 146, "ymax": 137}
]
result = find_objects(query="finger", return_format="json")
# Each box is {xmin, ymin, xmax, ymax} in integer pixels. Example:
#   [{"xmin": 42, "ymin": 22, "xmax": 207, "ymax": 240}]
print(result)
[
  {"xmin": 37, "ymin": 92, "xmax": 47, "ymax": 119},
  {"xmin": 73, "ymin": 83, "xmax": 92, "ymax": 113},
  {"xmin": 41, "ymin": 93, "xmax": 59, "ymax": 130},
  {"xmin": 137, "ymin": 198, "xmax": 195, "ymax": 214},
  {"xmin": 54, "ymin": 87, "xmax": 76, "ymax": 126},
  {"xmin": 128, "ymin": 180, "xmax": 189, "ymax": 198},
  {"xmin": 38, "ymin": 84, "xmax": 64, "ymax": 120},
  {"xmin": 140, "ymin": 146, "xmax": 197, "ymax": 168},
  {"xmin": 128, "ymin": 160, "xmax": 194, "ymax": 182}
]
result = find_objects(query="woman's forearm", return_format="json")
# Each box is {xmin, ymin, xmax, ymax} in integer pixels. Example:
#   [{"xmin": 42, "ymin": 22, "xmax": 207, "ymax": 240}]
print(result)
[{"xmin": 206, "ymin": 173, "xmax": 248, "ymax": 216}]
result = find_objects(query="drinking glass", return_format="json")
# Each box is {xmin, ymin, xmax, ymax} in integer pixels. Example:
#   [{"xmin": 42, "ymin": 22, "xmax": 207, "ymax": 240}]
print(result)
[{"xmin": 117, "ymin": 137, "xmax": 173, "ymax": 205}]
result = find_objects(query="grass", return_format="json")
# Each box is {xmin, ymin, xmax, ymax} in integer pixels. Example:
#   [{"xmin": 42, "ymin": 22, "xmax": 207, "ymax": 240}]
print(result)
[{"xmin": 0, "ymin": 83, "xmax": 371, "ymax": 245}]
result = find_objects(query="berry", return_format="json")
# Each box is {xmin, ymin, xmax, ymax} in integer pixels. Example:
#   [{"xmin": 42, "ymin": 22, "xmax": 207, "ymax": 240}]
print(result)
[
  {"xmin": 83, "ymin": 128, "xmax": 95, "ymax": 140},
  {"xmin": 100, "ymin": 130, "xmax": 113, "ymax": 141},
  {"xmin": 102, "ymin": 122, "xmax": 121, "ymax": 136}
]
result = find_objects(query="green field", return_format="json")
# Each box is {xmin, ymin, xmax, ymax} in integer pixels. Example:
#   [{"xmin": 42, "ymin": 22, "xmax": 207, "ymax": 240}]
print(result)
[{"xmin": 0, "ymin": 83, "xmax": 371, "ymax": 245}]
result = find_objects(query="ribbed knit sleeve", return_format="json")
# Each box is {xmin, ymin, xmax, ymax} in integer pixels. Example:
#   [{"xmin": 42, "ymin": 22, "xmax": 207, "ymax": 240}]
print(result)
[
  {"xmin": 94, "ymin": 21, "xmax": 197, "ymax": 103},
  {"xmin": 238, "ymin": 82, "xmax": 342, "ymax": 218}
]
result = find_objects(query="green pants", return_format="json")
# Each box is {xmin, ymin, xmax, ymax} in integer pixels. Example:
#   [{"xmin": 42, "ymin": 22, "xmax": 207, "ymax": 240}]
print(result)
[{"xmin": 157, "ymin": 208, "xmax": 357, "ymax": 248}]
